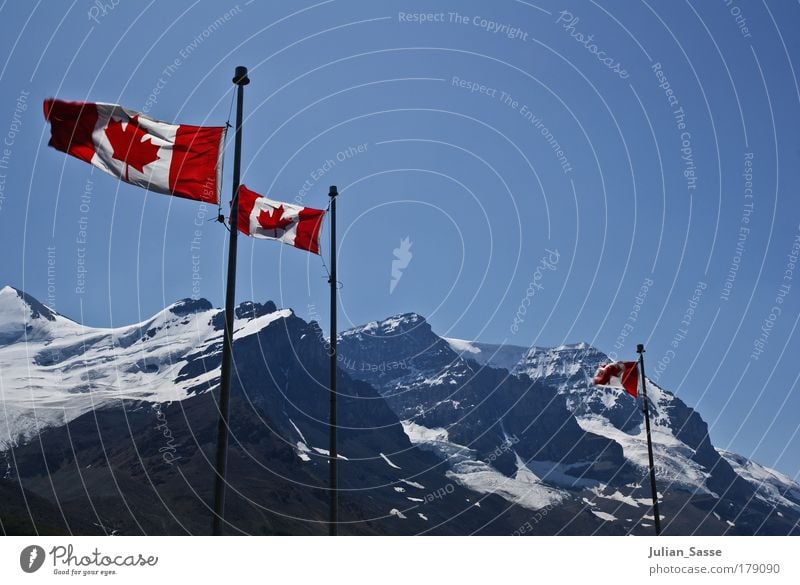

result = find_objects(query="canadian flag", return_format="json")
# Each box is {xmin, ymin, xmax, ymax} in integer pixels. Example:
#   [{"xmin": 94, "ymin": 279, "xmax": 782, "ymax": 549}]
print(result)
[
  {"xmin": 237, "ymin": 185, "xmax": 326, "ymax": 255},
  {"xmin": 593, "ymin": 361, "xmax": 639, "ymax": 397},
  {"xmin": 43, "ymin": 99, "xmax": 225, "ymax": 203}
]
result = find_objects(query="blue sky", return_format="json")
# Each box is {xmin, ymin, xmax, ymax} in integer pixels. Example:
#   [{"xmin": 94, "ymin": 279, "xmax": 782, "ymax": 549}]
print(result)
[{"xmin": 1, "ymin": 0, "xmax": 799, "ymax": 478}]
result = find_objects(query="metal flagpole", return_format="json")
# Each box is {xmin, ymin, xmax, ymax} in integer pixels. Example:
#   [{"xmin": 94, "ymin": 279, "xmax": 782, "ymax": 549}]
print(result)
[
  {"xmin": 637, "ymin": 343, "xmax": 662, "ymax": 536},
  {"xmin": 212, "ymin": 65, "xmax": 249, "ymax": 536},
  {"xmin": 328, "ymin": 185, "xmax": 338, "ymax": 536}
]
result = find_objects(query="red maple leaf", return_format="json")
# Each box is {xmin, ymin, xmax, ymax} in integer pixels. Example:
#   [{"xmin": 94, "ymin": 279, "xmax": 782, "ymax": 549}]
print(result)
[
  {"xmin": 104, "ymin": 115, "xmax": 160, "ymax": 180},
  {"xmin": 257, "ymin": 205, "xmax": 294, "ymax": 231}
]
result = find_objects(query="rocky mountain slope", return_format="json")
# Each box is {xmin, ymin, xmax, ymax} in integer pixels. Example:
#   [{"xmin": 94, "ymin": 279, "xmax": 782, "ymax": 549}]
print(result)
[{"xmin": 1, "ymin": 286, "xmax": 797, "ymax": 535}]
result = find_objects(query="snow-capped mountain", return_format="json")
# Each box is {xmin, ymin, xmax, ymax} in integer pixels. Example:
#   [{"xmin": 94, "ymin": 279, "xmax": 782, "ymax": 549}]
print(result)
[
  {"xmin": 338, "ymin": 314, "xmax": 800, "ymax": 535},
  {"xmin": 718, "ymin": 450, "xmax": 800, "ymax": 515},
  {"xmin": 0, "ymin": 286, "xmax": 592, "ymax": 535},
  {"xmin": 1, "ymin": 287, "xmax": 798, "ymax": 535},
  {"xmin": 0, "ymin": 284, "xmax": 288, "ymax": 448}
]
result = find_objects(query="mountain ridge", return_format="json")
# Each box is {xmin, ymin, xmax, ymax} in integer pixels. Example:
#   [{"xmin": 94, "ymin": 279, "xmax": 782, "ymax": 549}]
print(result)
[{"xmin": 1, "ymin": 286, "xmax": 798, "ymax": 535}]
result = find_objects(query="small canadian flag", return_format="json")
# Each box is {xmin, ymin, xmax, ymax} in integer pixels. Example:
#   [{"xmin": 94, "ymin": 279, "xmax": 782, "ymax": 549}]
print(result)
[
  {"xmin": 237, "ymin": 185, "xmax": 326, "ymax": 255},
  {"xmin": 593, "ymin": 361, "xmax": 639, "ymax": 397},
  {"xmin": 43, "ymin": 99, "xmax": 225, "ymax": 203}
]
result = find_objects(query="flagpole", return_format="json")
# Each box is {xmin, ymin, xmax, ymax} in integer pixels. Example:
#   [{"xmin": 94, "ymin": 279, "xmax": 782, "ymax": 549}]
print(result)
[
  {"xmin": 637, "ymin": 343, "xmax": 662, "ymax": 536},
  {"xmin": 328, "ymin": 185, "xmax": 338, "ymax": 536},
  {"xmin": 212, "ymin": 65, "xmax": 249, "ymax": 536}
]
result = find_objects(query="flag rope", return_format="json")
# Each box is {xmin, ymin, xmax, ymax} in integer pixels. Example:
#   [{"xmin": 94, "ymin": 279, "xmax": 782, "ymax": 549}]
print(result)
[{"xmin": 216, "ymin": 90, "xmax": 236, "ymax": 224}]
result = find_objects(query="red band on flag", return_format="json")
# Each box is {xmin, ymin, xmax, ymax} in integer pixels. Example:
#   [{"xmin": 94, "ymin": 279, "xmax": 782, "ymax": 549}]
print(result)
[
  {"xmin": 294, "ymin": 206, "xmax": 325, "ymax": 255},
  {"xmin": 169, "ymin": 125, "xmax": 225, "ymax": 203},
  {"xmin": 43, "ymin": 99, "xmax": 98, "ymax": 165},
  {"xmin": 237, "ymin": 185, "xmax": 258, "ymax": 235}
]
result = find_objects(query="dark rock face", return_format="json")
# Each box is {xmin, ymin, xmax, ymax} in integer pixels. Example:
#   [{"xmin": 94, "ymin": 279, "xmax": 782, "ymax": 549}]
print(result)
[
  {"xmin": 338, "ymin": 315, "xmax": 634, "ymax": 484},
  {"xmin": 4, "ymin": 303, "xmax": 575, "ymax": 535},
  {"xmin": 15, "ymin": 288, "xmax": 58, "ymax": 322},
  {"xmin": 169, "ymin": 298, "xmax": 213, "ymax": 317},
  {"xmin": 2, "ymin": 289, "xmax": 799, "ymax": 535},
  {"xmin": 339, "ymin": 315, "xmax": 800, "ymax": 536}
]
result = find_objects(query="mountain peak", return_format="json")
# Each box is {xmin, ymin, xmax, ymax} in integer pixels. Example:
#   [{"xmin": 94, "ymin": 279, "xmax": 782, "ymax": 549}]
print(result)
[
  {"xmin": 0, "ymin": 286, "xmax": 62, "ymax": 345},
  {"xmin": 341, "ymin": 312, "xmax": 427, "ymax": 338},
  {"xmin": 554, "ymin": 341, "xmax": 592, "ymax": 351},
  {"xmin": 0, "ymin": 285, "xmax": 57, "ymax": 322},
  {"xmin": 167, "ymin": 298, "xmax": 213, "ymax": 317},
  {"xmin": 235, "ymin": 300, "xmax": 278, "ymax": 319}
]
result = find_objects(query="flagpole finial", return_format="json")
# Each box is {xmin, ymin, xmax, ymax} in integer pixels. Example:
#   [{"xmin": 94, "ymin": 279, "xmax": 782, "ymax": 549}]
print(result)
[
  {"xmin": 636, "ymin": 343, "xmax": 645, "ymax": 354},
  {"xmin": 233, "ymin": 66, "xmax": 250, "ymax": 86},
  {"xmin": 329, "ymin": 185, "xmax": 338, "ymax": 198}
]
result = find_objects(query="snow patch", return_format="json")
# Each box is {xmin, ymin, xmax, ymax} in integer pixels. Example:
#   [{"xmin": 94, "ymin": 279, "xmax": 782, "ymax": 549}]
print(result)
[
  {"xmin": 589, "ymin": 487, "xmax": 648, "ymax": 508},
  {"xmin": 401, "ymin": 420, "xmax": 449, "ymax": 443},
  {"xmin": 380, "ymin": 452, "xmax": 402, "ymax": 469},
  {"xmin": 405, "ymin": 422, "xmax": 565, "ymax": 511},
  {"xmin": 233, "ymin": 309, "xmax": 292, "ymax": 340},
  {"xmin": 718, "ymin": 449, "xmax": 800, "ymax": 512},
  {"xmin": 289, "ymin": 419, "xmax": 308, "ymax": 444},
  {"xmin": 591, "ymin": 510, "xmax": 617, "ymax": 522},
  {"xmin": 312, "ymin": 447, "xmax": 349, "ymax": 460},
  {"xmin": 577, "ymin": 414, "xmax": 715, "ymax": 495},
  {"xmin": 444, "ymin": 338, "xmax": 481, "ymax": 354}
]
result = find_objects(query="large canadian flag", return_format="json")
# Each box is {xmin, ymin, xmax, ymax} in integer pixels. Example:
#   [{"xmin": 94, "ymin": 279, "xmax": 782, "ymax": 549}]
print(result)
[
  {"xmin": 237, "ymin": 185, "xmax": 326, "ymax": 255},
  {"xmin": 593, "ymin": 361, "xmax": 639, "ymax": 397},
  {"xmin": 43, "ymin": 99, "xmax": 225, "ymax": 203}
]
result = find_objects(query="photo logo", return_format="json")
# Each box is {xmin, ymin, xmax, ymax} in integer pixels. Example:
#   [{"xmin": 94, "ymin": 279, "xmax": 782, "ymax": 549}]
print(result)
[
  {"xmin": 19, "ymin": 545, "xmax": 45, "ymax": 573},
  {"xmin": 390, "ymin": 237, "xmax": 413, "ymax": 294}
]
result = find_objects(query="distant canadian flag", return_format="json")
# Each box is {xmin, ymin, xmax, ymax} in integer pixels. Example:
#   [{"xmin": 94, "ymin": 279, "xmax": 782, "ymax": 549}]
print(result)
[
  {"xmin": 43, "ymin": 99, "xmax": 225, "ymax": 203},
  {"xmin": 237, "ymin": 185, "xmax": 326, "ymax": 254},
  {"xmin": 593, "ymin": 361, "xmax": 639, "ymax": 397}
]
